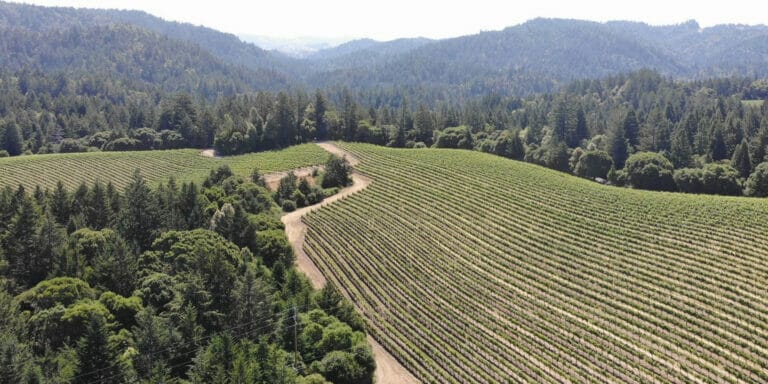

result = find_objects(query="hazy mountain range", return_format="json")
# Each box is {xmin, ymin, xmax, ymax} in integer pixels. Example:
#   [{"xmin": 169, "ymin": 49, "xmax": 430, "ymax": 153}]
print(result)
[{"xmin": 1, "ymin": 1, "xmax": 767, "ymax": 99}]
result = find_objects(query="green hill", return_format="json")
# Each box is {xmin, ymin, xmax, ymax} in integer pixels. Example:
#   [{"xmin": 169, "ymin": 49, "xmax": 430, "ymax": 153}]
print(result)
[
  {"xmin": 304, "ymin": 143, "xmax": 768, "ymax": 383},
  {"xmin": 0, "ymin": 144, "xmax": 328, "ymax": 190}
]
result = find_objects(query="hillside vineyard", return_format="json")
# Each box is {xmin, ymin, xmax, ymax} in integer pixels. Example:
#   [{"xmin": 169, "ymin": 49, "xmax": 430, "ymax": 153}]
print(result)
[
  {"xmin": 304, "ymin": 143, "xmax": 768, "ymax": 383},
  {"xmin": 0, "ymin": 144, "xmax": 328, "ymax": 190}
]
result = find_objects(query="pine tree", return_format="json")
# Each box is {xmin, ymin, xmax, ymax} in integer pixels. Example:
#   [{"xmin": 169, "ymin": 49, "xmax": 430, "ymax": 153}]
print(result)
[
  {"xmin": 314, "ymin": 90, "xmax": 328, "ymax": 141},
  {"xmin": 710, "ymin": 128, "xmax": 729, "ymax": 161},
  {"xmin": 118, "ymin": 170, "xmax": 159, "ymax": 252},
  {"xmin": 232, "ymin": 267, "xmax": 274, "ymax": 340},
  {"xmin": 50, "ymin": 181, "xmax": 70, "ymax": 225},
  {"xmin": 623, "ymin": 109, "xmax": 640, "ymax": 150},
  {"xmin": 2, "ymin": 121, "xmax": 23, "ymax": 156},
  {"xmin": 4, "ymin": 194, "xmax": 39, "ymax": 289},
  {"xmin": 571, "ymin": 107, "xmax": 589, "ymax": 148},
  {"xmin": 31, "ymin": 209, "xmax": 64, "ymax": 287},
  {"xmin": 731, "ymin": 139, "xmax": 752, "ymax": 178},
  {"xmin": 669, "ymin": 127, "xmax": 693, "ymax": 168},
  {"xmin": 86, "ymin": 180, "xmax": 109, "ymax": 230},
  {"xmin": 70, "ymin": 182, "xmax": 89, "ymax": 219},
  {"xmin": 608, "ymin": 124, "xmax": 629, "ymax": 169},
  {"xmin": 552, "ymin": 98, "xmax": 569, "ymax": 143},
  {"xmin": 341, "ymin": 89, "xmax": 358, "ymax": 141},
  {"xmin": 105, "ymin": 182, "xmax": 121, "ymax": 223},
  {"xmin": 75, "ymin": 314, "xmax": 122, "ymax": 384}
]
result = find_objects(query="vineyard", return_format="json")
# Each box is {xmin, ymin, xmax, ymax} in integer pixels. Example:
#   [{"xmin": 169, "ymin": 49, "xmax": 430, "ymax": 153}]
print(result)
[
  {"xmin": 0, "ymin": 144, "xmax": 328, "ymax": 190},
  {"xmin": 303, "ymin": 143, "xmax": 768, "ymax": 383}
]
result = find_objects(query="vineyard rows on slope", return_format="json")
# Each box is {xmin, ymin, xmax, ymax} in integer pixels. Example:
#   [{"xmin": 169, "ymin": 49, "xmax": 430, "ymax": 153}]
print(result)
[
  {"xmin": 0, "ymin": 144, "xmax": 328, "ymax": 190},
  {"xmin": 303, "ymin": 143, "xmax": 768, "ymax": 383}
]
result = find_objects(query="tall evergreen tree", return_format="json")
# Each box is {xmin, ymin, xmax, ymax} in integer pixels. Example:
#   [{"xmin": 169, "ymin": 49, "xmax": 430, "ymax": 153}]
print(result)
[
  {"xmin": 669, "ymin": 127, "xmax": 693, "ymax": 168},
  {"xmin": 623, "ymin": 109, "xmax": 640, "ymax": 150},
  {"xmin": 75, "ymin": 314, "xmax": 122, "ymax": 384},
  {"xmin": 710, "ymin": 127, "xmax": 729, "ymax": 161},
  {"xmin": 118, "ymin": 170, "xmax": 159, "ymax": 252},
  {"xmin": 2, "ymin": 121, "xmax": 23, "ymax": 157},
  {"xmin": 313, "ymin": 90, "xmax": 328, "ymax": 141},
  {"xmin": 731, "ymin": 139, "xmax": 752, "ymax": 178},
  {"xmin": 341, "ymin": 89, "xmax": 358, "ymax": 142},
  {"xmin": 4, "ymin": 194, "xmax": 39, "ymax": 289},
  {"xmin": 571, "ymin": 107, "xmax": 589, "ymax": 148},
  {"xmin": 608, "ymin": 124, "xmax": 629, "ymax": 169},
  {"xmin": 274, "ymin": 92, "xmax": 295, "ymax": 147},
  {"xmin": 86, "ymin": 180, "xmax": 110, "ymax": 230},
  {"xmin": 50, "ymin": 181, "xmax": 70, "ymax": 225},
  {"xmin": 32, "ymin": 209, "xmax": 64, "ymax": 287}
]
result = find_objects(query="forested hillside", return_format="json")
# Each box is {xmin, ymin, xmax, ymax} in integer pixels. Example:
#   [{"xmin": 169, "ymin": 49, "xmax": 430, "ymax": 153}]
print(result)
[
  {"xmin": 0, "ymin": 155, "xmax": 375, "ymax": 383},
  {"xmin": 2, "ymin": 2, "xmax": 768, "ymax": 100}
]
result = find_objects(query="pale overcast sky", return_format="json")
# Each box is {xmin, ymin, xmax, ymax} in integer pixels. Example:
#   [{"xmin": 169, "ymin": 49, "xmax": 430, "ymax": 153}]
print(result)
[{"xmin": 8, "ymin": 0, "xmax": 767, "ymax": 40}]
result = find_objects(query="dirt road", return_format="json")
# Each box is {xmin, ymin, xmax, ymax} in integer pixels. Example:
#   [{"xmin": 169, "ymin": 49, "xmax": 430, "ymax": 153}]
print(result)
[{"xmin": 281, "ymin": 142, "xmax": 419, "ymax": 384}]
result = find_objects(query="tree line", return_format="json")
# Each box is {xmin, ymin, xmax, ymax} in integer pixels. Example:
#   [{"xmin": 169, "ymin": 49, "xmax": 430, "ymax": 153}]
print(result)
[{"xmin": 3, "ymin": 69, "xmax": 768, "ymax": 195}]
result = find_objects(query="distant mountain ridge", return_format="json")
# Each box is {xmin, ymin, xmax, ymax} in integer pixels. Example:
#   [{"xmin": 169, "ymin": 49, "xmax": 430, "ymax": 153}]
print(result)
[{"xmin": 1, "ymin": 1, "xmax": 767, "ymax": 99}]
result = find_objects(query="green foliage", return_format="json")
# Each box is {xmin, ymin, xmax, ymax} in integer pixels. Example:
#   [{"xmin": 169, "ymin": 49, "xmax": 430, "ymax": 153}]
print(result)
[
  {"xmin": 574, "ymin": 150, "xmax": 614, "ymax": 179},
  {"xmin": 118, "ymin": 170, "xmax": 159, "ymax": 252},
  {"xmin": 744, "ymin": 162, "xmax": 768, "ymax": 197},
  {"xmin": 74, "ymin": 314, "xmax": 123, "ymax": 384},
  {"xmin": 434, "ymin": 126, "xmax": 474, "ymax": 150},
  {"xmin": 15, "ymin": 277, "xmax": 94, "ymax": 312},
  {"xmin": 493, "ymin": 130, "xmax": 525, "ymax": 160},
  {"xmin": 322, "ymin": 155, "xmax": 352, "ymax": 189},
  {"xmin": 144, "ymin": 229, "xmax": 243, "ymax": 317},
  {"xmin": 731, "ymin": 139, "xmax": 752, "ymax": 179},
  {"xmin": 674, "ymin": 164, "xmax": 742, "ymax": 196},
  {"xmin": 254, "ymin": 230, "xmax": 294, "ymax": 268},
  {"xmin": 624, "ymin": 152, "xmax": 676, "ymax": 191},
  {"xmin": 2, "ymin": 121, "xmax": 23, "ymax": 157},
  {"xmin": 608, "ymin": 124, "xmax": 629, "ymax": 170}
]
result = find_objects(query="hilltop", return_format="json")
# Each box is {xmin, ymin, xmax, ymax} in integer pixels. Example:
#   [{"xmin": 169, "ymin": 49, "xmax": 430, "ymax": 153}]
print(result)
[{"xmin": 2, "ymin": 2, "xmax": 768, "ymax": 99}]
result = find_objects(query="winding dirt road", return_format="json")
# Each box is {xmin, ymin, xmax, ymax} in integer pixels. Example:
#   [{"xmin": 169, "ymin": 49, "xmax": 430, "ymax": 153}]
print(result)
[{"xmin": 281, "ymin": 142, "xmax": 419, "ymax": 384}]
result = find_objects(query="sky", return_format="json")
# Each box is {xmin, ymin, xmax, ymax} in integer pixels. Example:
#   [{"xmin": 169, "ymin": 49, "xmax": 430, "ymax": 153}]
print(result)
[{"xmin": 8, "ymin": 0, "xmax": 767, "ymax": 41}]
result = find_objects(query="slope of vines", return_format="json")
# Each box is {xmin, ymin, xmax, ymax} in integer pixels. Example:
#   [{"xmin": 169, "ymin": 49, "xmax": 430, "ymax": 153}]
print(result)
[
  {"xmin": 303, "ymin": 143, "xmax": 768, "ymax": 383},
  {"xmin": 0, "ymin": 144, "xmax": 328, "ymax": 190}
]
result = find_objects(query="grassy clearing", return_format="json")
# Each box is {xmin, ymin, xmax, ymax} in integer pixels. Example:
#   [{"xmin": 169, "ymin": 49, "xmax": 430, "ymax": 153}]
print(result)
[
  {"xmin": 0, "ymin": 144, "xmax": 329, "ymax": 190},
  {"xmin": 304, "ymin": 143, "xmax": 768, "ymax": 383}
]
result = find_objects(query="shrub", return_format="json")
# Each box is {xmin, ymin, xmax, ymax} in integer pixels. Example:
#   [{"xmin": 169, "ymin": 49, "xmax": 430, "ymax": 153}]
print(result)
[
  {"xmin": 574, "ymin": 150, "xmax": 614, "ymax": 179},
  {"xmin": 625, "ymin": 152, "xmax": 675, "ymax": 191},
  {"xmin": 744, "ymin": 162, "xmax": 768, "ymax": 197},
  {"xmin": 282, "ymin": 200, "xmax": 297, "ymax": 212}
]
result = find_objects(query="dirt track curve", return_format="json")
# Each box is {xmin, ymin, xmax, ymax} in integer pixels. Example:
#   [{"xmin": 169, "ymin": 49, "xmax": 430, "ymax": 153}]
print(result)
[{"xmin": 281, "ymin": 142, "xmax": 419, "ymax": 384}]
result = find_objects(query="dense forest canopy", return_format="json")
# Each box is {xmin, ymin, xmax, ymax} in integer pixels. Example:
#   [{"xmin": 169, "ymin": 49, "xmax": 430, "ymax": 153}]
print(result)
[
  {"xmin": 2, "ymin": 67, "xmax": 768, "ymax": 195},
  {"xmin": 0, "ymin": 165, "xmax": 375, "ymax": 383}
]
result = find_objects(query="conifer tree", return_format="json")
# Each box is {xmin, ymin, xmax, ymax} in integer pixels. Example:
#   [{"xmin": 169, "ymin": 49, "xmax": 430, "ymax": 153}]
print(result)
[
  {"xmin": 87, "ymin": 180, "xmax": 109, "ymax": 230},
  {"xmin": 50, "ymin": 181, "xmax": 70, "ymax": 225},
  {"xmin": 623, "ymin": 109, "xmax": 640, "ymax": 150},
  {"xmin": 118, "ymin": 170, "xmax": 159, "ymax": 251},
  {"xmin": 4, "ymin": 194, "xmax": 39, "ymax": 289},
  {"xmin": 732, "ymin": 139, "xmax": 753, "ymax": 179},
  {"xmin": 669, "ymin": 127, "xmax": 693, "ymax": 168},
  {"xmin": 608, "ymin": 124, "xmax": 629, "ymax": 169},
  {"xmin": 75, "ymin": 314, "xmax": 122, "ymax": 384},
  {"xmin": 2, "ymin": 121, "xmax": 23, "ymax": 156}
]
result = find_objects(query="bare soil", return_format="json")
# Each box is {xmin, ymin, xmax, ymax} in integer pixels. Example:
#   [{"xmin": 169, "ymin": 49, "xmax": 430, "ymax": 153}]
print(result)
[
  {"xmin": 281, "ymin": 142, "xmax": 419, "ymax": 384},
  {"xmin": 263, "ymin": 166, "xmax": 323, "ymax": 191},
  {"xmin": 200, "ymin": 149, "xmax": 216, "ymax": 158}
]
